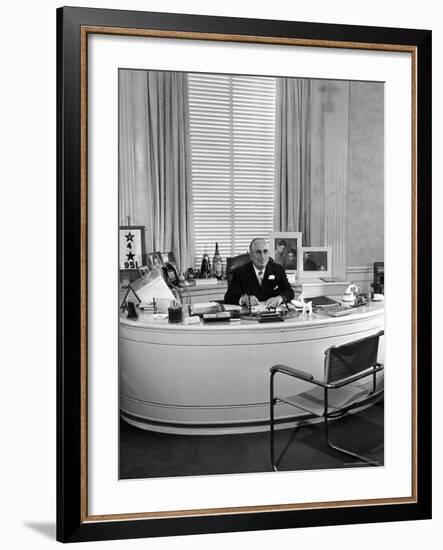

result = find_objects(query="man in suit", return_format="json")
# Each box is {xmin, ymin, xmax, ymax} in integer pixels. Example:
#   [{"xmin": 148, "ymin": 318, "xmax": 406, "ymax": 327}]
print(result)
[{"xmin": 224, "ymin": 238, "xmax": 294, "ymax": 307}]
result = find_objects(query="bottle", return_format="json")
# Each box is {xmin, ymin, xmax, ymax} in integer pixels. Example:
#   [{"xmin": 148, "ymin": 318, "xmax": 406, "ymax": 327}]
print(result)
[
  {"xmin": 200, "ymin": 251, "xmax": 211, "ymax": 278},
  {"xmin": 213, "ymin": 242, "xmax": 223, "ymax": 279}
]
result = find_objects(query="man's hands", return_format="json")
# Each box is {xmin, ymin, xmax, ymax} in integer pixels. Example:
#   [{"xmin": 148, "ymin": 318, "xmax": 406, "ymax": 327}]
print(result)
[
  {"xmin": 265, "ymin": 295, "xmax": 283, "ymax": 309},
  {"xmin": 240, "ymin": 294, "xmax": 259, "ymax": 307},
  {"xmin": 240, "ymin": 294, "xmax": 283, "ymax": 308}
]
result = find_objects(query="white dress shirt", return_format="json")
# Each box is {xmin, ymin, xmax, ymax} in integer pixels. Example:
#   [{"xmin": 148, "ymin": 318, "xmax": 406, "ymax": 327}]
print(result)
[{"xmin": 253, "ymin": 264, "xmax": 265, "ymax": 285}]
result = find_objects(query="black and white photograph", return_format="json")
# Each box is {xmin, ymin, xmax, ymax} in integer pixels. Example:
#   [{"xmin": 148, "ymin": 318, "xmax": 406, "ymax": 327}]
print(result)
[
  {"xmin": 118, "ymin": 68, "xmax": 385, "ymax": 480},
  {"xmin": 147, "ymin": 251, "xmax": 162, "ymax": 269},
  {"xmin": 270, "ymin": 231, "xmax": 302, "ymax": 272},
  {"xmin": 303, "ymin": 251, "xmax": 327, "ymax": 271},
  {"xmin": 158, "ymin": 251, "xmax": 176, "ymax": 265},
  {"xmin": 301, "ymin": 246, "xmax": 332, "ymax": 277}
]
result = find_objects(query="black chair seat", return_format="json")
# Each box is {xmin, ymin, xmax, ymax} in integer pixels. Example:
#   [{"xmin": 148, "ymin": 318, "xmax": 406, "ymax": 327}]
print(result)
[{"xmin": 279, "ymin": 384, "xmax": 370, "ymax": 417}]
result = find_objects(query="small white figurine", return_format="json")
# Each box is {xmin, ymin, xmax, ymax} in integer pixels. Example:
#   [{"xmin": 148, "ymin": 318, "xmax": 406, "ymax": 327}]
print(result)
[{"xmin": 291, "ymin": 290, "xmax": 312, "ymax": 316}]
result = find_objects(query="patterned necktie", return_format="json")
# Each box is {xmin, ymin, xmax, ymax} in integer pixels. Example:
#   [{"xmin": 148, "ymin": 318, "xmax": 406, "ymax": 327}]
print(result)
[{"xmin": 258, "ymin": 270, "xmax": 264, "ymax": 285}]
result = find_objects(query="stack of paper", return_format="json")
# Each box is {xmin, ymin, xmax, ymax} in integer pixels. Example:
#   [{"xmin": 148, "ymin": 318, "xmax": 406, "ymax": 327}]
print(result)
[
  {"xmin": 194, "ymin": 278, "xmax": 219, "ymax": 286},
  {"xmin": 191, "ymin": 302, "xmax": 220, "ymax": 315}
]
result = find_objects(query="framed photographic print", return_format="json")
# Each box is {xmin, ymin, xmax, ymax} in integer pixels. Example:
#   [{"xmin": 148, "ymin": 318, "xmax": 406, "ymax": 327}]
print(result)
[
  {"xmin": 57, "ymin": 6, "xmax": 431, "ymax": 543},
  {"xmin": 301, "ymin": 246, "xmax": 332, "ymax": 278},
  {"xmin": 270, "ymin": 232, "xmax": 302, "ymax": 273},
  {"xmin": 158, "ymin": 251, "xmax": 177, "ymax": 266},
  {"xmin": 146, "ymin": 252, "xmax": 163, "ymax": 269}
]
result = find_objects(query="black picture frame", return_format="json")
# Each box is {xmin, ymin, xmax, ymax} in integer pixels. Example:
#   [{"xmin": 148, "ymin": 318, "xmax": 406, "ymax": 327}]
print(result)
[{"xmin": 57, "ymin": 6, "xmax": 432, "ymax": 543}]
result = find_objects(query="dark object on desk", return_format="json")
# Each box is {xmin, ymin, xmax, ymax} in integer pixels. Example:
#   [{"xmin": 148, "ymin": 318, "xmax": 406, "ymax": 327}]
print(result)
[
  {"xmin": 353, "ymin": 295, "xmax": 367, "ymax": 307},
  {"xmin": 309, "ymin": 295, "xmax": 340, "ymax": 308},
  {"xmin": 120, "ymin": 282, "xmax": 142, "ymax": 310},
  {"xmin": 200, "ymin": 251, "xmax": 212, "ymax": 278},
  {"xmin": 229, "ymin": 310, "xmax": 241, "ymax": 320},
  {"xmin": 186, "ymin": 267, "xmax": 196, "ymax": 281},
  {"xmin": 126, "ymin": 301, "xmax": 138, "ymax": 319},
  {"xmin": 168, "ymin": 307, "xmax": 183, "ymax": 323},
  {"xmin": 371, "ymin": 262, "xmax": 384, "ymax": 295},
  {"xmin": 203, "ymin": 312, "xmax": 232, "ymax": 323},
  {"xmin": 258, "ymin": 311, "xmax": 284, "ymax": 323}
]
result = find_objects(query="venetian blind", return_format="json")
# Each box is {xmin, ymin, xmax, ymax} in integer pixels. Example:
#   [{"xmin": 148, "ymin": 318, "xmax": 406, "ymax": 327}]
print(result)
[{"xmin": 188, "ymin": 73, "xmax": 276, "ymax": 267}]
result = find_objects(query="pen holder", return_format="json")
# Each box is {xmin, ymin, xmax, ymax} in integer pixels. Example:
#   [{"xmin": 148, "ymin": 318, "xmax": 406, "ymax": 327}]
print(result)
[{"xmin": 168, "ymin": 307, "xmax": 183, "ymax": 323}]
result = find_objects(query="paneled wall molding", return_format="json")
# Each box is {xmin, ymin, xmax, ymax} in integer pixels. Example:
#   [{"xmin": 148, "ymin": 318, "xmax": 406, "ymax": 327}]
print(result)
[{"xmin": 346, "ymin": 266, "xmax": 373, "ymax": 275}]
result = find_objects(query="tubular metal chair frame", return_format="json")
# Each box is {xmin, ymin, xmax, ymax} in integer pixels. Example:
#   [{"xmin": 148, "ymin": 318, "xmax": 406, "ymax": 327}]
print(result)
[{"xmin": 270, "ymin": 331, "xmax": 384, "ymax": 472}]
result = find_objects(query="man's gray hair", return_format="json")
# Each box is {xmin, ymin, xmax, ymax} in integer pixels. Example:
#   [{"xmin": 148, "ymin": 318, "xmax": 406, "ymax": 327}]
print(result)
[{"xmin": 249, "ymin": 237, "xmax": 268, "ymax": 251}]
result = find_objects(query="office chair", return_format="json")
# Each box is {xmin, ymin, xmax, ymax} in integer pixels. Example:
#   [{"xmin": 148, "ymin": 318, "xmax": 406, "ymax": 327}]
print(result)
[
  {"xmin": 371, "ymin": 262, "xmax": 384, "ymax": 294},
  {"xmin": 225, "ymin": 253, "xmax": 251, "ymax": 285},
  {"xmin": 269, "ymin": 331, "xmax": 384, "ymax": 471}
]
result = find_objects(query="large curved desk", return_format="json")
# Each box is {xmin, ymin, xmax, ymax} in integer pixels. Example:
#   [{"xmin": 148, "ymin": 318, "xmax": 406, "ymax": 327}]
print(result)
[{"xmin": 120, "ymin": 302, "xmax": 384, "ymax": 434}]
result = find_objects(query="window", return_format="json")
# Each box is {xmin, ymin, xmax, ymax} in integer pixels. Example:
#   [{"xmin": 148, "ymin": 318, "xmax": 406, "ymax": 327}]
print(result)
[{"xmin": 188, "ymin": 73, "xmax": 276, "ymax": 266}]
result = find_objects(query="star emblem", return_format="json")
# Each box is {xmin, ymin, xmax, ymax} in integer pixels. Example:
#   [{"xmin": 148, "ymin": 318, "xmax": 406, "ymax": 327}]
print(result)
[
  {"xmin": 125, "ymin": 232, "xmax": 134, "ymax": 242},
  {"xmin": 126, "ymin": 251, "xmax": 135, "ymax": 261}
]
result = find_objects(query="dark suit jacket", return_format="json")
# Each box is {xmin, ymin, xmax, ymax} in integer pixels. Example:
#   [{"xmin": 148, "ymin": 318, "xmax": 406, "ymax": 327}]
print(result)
[{"xmin": 224, "ymin": 260, "xmax": 294, "ymax": 305}]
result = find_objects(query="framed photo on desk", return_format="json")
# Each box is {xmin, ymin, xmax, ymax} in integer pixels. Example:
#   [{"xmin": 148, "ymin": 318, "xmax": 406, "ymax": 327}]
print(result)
[
  {"xmin": 301, "ymin": 246, "xmax": 332, "ymax": 278},
  {"xmin": 146, "ymin": 252, "xmax": 162, "ymax": 270},
  {"xmin": 57, "ymin": 6, "xmax": 431, "ymax": 543},
  {"xmin": 270, "ymin": 232, "xmax": 302, "ymax": 273}
]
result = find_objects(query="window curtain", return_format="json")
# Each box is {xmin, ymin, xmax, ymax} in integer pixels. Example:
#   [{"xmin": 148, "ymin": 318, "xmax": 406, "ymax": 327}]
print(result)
[
  {"xmin": 274, "ymin": 78, "xmax": 311, "ymax": 244},
  {"xmin": 119, "ymin": 70, "xmax": 194, "ymax": 271}
]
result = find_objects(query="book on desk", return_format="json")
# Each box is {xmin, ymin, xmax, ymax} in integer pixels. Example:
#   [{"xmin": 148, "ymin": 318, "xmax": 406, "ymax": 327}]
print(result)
[{"xmin": 308, "ymin": 295, "xmax": 340, "ymax": 308}]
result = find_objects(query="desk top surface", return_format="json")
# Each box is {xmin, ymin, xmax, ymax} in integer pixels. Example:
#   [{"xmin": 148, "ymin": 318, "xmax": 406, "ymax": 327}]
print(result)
[{"xmin": 120, "ymin": 299, "xmax": 384, "ymax": 332}]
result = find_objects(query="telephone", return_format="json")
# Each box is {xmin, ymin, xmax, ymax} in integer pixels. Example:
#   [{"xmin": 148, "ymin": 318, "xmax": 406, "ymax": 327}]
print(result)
[
  {"xmin": 162, "ymin": 262, "xmax": 180, "ymax": 287},
  {"xmin": 341, "ymin": 284, "xmax": 367, "ymax": 307},
  {"xmin": 342, "ymin": 284, "xmax": 359, "ymax": 303}
]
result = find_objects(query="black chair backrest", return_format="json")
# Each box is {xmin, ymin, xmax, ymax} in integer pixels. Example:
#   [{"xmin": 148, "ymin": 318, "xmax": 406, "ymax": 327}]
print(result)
[
  {"xmin": 373, "ymin": 262, "xmax": 384, "ymax": 285},
  {"xmin": 226, "ymin": 253, "xmax": 251, "ymax": 284},
  {"xmin": 324, "ymin": 331, "xmax": 384, "ymax": 384}
]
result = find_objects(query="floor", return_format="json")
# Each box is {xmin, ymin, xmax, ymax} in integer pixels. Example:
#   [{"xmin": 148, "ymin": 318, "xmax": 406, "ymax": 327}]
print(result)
[{"xmin": 119, "ymin": 400, "xmax": 384, "ymax": 479}]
